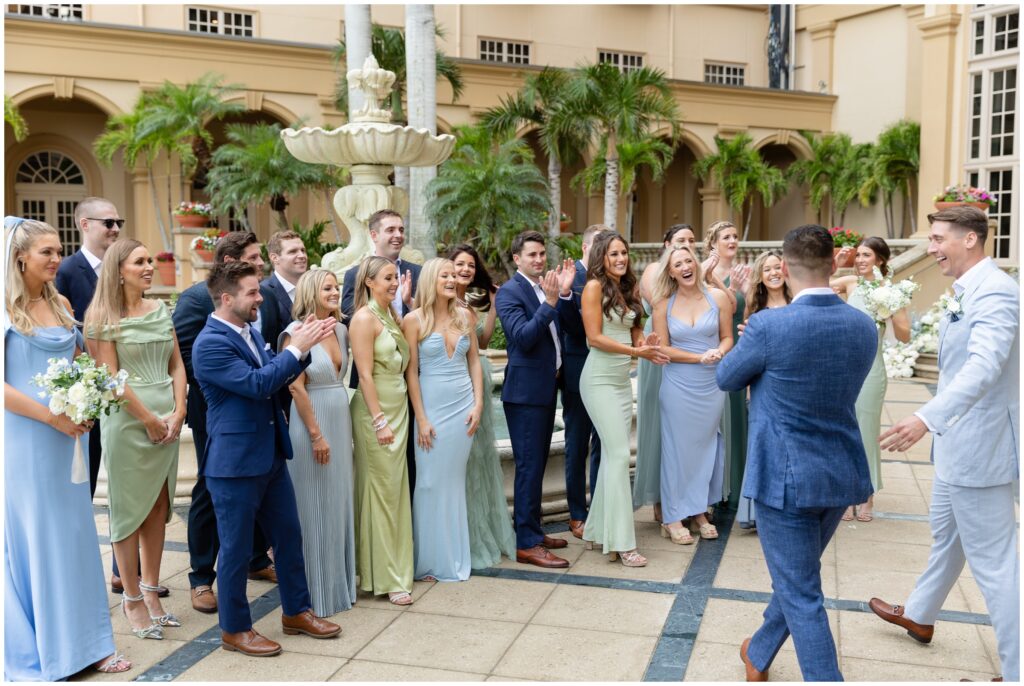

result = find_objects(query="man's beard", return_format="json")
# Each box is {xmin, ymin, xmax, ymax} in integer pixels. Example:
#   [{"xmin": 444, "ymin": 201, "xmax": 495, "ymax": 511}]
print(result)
[{"xmin": 232, "ymin": 302, "xmax": 258, "ymax": 324}]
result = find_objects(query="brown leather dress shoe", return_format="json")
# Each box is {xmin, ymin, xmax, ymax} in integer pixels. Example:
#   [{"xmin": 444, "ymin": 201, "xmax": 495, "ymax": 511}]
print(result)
[
  {"xmin": 539, "ymin": 535, "xmax": 568, "ymax": 549},
  {"xmin": 740, "ymin": 637, "xmax": 768, "ymax": 682},
  {"xmin": 516, "ymin": 545, "xmax": 570, "ymax": 568},
  {"xmin": 247, "ymin": 564, "xmax": 278, "ymax": 583},
  {"xmin": 222, "ymin": 629, "xmax": 281, "ymax": 657},
  {"xmin": 281, "ymin": 609, "xmax": 342, "ymax": 638},
  {"xmin": 568, "ymin": 520, "xmax": 585, "ymax": 539},
  {"xmin": 868, "ymin": 598, "xmax": 934, "ymax": 643},
  {"xmin": 111, "ymin": 576, "xmax": 169, "ymax": 597},
  {"xmin": 191, "ymin": 585, "xmax": 217, "ymax": 613}
]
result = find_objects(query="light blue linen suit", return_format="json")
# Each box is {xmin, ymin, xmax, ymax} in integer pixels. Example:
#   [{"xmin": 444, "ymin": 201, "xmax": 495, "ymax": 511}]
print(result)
[
  {"xmin": 717, "ymin": 291, "xmax": 876, "ymax": 681},
  {"xmin": 905, "ymin": 257, "xmax": 1019, "ymax": 681}
]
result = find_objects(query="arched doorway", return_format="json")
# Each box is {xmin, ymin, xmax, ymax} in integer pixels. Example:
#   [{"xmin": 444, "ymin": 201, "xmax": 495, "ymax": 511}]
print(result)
[
  {"xmin": 751, "ymin": 144, "xmax": 803, "ymax": 241},
  {"xmin": 14, "ymin": 150, "xmax": 88, "ymax": 251},
  {"xmin": 520, "ymin": 129, "xmax": 590, "ymax": 236},
  {"xmin": 633, "ymin": 139, "xmax": 701, "ymax": 243}
]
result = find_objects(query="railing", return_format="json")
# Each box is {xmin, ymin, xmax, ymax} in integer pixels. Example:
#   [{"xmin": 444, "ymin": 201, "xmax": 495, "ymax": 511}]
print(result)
[{"xmin": 631, "ymin": 239, "xmax": 924, "ymax": 272}]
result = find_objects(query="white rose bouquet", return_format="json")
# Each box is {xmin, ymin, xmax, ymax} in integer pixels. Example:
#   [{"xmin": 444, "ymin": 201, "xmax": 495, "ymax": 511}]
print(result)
[
  {"xmin": 854, "ymin": 267, "xmax": 920, "ymax": 328},
  {"xmin": 32, "ymin": 353, "xmax": 129, "ymax": 483}
]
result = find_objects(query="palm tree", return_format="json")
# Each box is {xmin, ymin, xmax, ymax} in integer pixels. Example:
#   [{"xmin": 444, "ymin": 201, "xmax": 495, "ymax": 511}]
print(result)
[
  {"xmin": 863, "ymin": 119, "xmax": 920, "ymax": 238},
  {"xmin": 789, "ymin": 132, "xmax": 874, "ymax": 226},
  {"xmin": 94, "ymin": 96, "xmax": 191, "ymax": 251},
  {"xmin": 553, "ymin": 62, "xmax": 682, "ymax": 232},
  {"xmin": 425, "ymin": 125, "xmax": 550, "ymax": 278},
  {"xmin": 205, "ymin": 122, "xmax": 345, "ymax": 231},
  {"xmin": 332, "ymin": 23, "xmax": 463, "ymax": 123},
  {"xmin": 481, "ymin": 67, "xmax": 589, "ymax": 242},
  {"xmin": 5, "ymin": 95, "xmax": 28, "ymax": 142},
  {"xmin": 692, "ymin": 133, "xmax": 789, "ymax": 240}
]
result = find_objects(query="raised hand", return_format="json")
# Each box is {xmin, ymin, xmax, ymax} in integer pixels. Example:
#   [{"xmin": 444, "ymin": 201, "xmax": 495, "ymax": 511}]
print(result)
[
  {"xmin": 556, "ymin": 259, "xmax": 576, "ymax": 296},
  {"xmin": 541, "ymin": 270, "xmax": 560, "ymax": 306},
  {"xmin": 730, "ymin": 264, "xmax": 752, "ymax": 294},
  {"xmin": 702, "ymin": 249, "xmax": 720, "ymax": 282},
  {"xmin": 400, "ymin": 270, "xmax": 414, "ymax": 307},
  {"xmin": 291, "ymin": 315, "xmax": 336, "ymax": 353}
]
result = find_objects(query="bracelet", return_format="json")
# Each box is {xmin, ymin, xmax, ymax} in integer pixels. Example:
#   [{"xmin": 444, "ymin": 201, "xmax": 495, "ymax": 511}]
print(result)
[
  {"xmin": 310, "ymin": 432, "xmax": 323, "ymax": 442},
  {"xmin": 373, "ymin": 417, "xmax": 389, "ymax": 432},
  {"xmin": 371, "ymin": 412, "xmax": 385, "ymax": 422}
]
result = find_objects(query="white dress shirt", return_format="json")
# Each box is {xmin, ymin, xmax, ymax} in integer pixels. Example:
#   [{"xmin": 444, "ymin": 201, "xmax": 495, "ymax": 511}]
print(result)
[
  {"xmin": 80, "ymin": 246, "xmax": 102, "ymax": 276},
  {"xmin": 791, "ymin": 286, "xmax": 836, "ymax": 302},
  {"xmin": 211, "ymin": 314, "xmax": 302, "ymax": 364},
  {"xmin": 517, "ymin": 270, "xmax": 571, "ymax": 370},
  {"xmin": 274, "ymin": 271, "xmax": 297, "ymax": 304}
]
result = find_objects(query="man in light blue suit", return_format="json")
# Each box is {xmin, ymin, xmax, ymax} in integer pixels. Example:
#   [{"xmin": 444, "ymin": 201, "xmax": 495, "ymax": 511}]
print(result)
[
  {"xmin": 873, "ymin": 206, "xmax": 1019, "ymax": 682},
  {"xmin": 717, "ymin": 225, "xmax": 877, "ymax": 681},
  {"xmin": 193, "ymin": 262, "xmax": 341, "ymax": 656}
]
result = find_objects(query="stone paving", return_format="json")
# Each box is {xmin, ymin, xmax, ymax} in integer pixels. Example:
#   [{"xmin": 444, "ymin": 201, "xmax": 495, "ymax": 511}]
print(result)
[{"xmin": 75, "ymin": 381, "xmax": 1014, "ymax": 682}]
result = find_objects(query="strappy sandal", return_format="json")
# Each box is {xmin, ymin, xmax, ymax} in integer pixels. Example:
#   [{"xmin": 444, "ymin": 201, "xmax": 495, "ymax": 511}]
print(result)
[
  {"xmin": 140, "ymin": 582, "xmax": 181, "ymax": 627},
  {"xmin": 608, "ymin": 550, "xmax": 648, "ymax": 567},
  {"xmin": 388, "ymin": 591, "xmax": 413, "ymax": 606},
  {"xmin": 698, "ymin": 523, "xmax": 719, "ymax": 540},
  {"xmin": 121, "ymin": 592, "xmax": 163, "ymax": 640},
  {"xmin": 661, "ymin": 523, "xmax": 695, "ymax": 545},
  {"xmin": 856, "ymin": 510, "xmax": 874, "ymax": 522},
  {"xmin": 842, "ymin": 506, "xmax": 855, "ymax": 521},
  {"xmin": 95, "ymin": 652, "xmax": 132, "ymax": 674}
]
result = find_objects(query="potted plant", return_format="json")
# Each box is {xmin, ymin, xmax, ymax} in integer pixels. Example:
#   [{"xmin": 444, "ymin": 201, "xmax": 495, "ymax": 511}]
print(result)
[
  {"xmin": 154, "ymin": 251, "xmax": 176, "ymax": 286},
  {"xmin": 174, "ymin": 201, "xmax": 215, "ymax": 229},
  {"xmin": 558, "ymin": 211, "xmax": 572, "ymax": 231},
  {"xmin": 190, "ymin": 229, "xmax": 225, "ymax": 263},
  {"xmin": 829, "ymin": 227, "xmax": 863, "ymax": 268},
  {"xmin": 933, "ymin": 184, "xmax": 996, "ymax": 212}
]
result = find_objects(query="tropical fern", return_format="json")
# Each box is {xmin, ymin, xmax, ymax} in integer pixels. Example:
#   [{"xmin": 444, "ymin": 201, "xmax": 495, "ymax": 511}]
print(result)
[{"xmin": 4, "ymin": 96, "xmax": 28, "ymax": 141}]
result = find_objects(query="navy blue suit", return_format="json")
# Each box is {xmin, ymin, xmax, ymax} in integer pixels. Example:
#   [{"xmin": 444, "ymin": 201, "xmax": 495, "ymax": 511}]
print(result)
[
  {"xmin": 55, "ymin": 250, "xmax": 104, "ymax": 495},
  {"xmin": 193, "ymin": 317, "xmax": 313, "ymax": 633},
  {"xmin": 717, "ymin": 293, "xmax": 876, "ymax": 681},
  {"xmin": 560, "ymin": 260, "xmax": 601, "ymax": 521},
  {"xmin": 496, "ymin": 272, "xmax": 584, "ymax": 549},
  {"xmin": 258, "ymin": 274, "xmax": 297, "ymax": 416},
  {"xmin": 172, "ymin": 283, "xmax": 272, "ymax": 589}
]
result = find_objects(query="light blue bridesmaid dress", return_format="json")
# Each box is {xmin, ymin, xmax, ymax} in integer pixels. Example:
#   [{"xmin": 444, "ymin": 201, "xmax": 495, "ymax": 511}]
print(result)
[
  {"xmin": 4, "ymin": 322, "xmax": 115, "ymax": 680},
  {"xmin": 412, "ymin": 333, "xmax": 474, "ymax": 581},
  {"xmin": 659, "ymin": 292, "xmax": 727, "ymax": 523}
]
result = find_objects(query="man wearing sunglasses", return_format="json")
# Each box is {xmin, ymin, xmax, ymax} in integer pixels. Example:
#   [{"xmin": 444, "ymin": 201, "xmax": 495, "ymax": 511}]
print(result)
[{"xmin": 56, "ymin": 197, "xmax": 171, "ymax": 598}]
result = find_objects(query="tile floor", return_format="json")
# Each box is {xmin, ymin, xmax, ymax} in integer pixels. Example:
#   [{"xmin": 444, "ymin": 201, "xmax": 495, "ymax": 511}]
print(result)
[{"xmin": 73, "ymin": 381, "xmax": 1012, "ymax": 681}]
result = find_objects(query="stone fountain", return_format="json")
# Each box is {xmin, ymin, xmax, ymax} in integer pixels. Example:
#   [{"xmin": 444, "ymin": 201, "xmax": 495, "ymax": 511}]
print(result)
[{"xmin": 280, "ymin": 55, "xmax": 455, "ymax": 277}]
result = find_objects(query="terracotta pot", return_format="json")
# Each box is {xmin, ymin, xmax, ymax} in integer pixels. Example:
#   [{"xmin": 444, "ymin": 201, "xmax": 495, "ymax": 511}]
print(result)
[
  {"xmin": 155, "ymin": 261, "xmax": 176, "ymax": 287},
  {"xmin": 175, "ymin": 213, "xmax": 209, "ymax": 229},
  {"xmin": 559, "ymin": 220, "xmax": 572, "ymax": 231},
  {"xmin": 833, "ymin": 246, "xmax": 856, "ymax": 268},
  {"xmin": 934, "ymin": 201, "xmax": 990, "ymax": 213},
  {"xmin": 194, "ymin": 248, "xmax": 214, "ymax": 263}
]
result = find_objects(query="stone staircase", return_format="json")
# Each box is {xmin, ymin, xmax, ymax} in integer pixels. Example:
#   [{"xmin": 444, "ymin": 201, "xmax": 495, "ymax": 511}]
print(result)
[{"xmin": 913, "ymin": 352, "xmax": 939, "ymax": 382}]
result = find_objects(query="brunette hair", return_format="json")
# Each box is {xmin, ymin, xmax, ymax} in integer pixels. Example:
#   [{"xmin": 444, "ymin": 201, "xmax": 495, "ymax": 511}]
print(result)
[
  {"xmin": 662, "ymin": 223, "xmax": 694, "ymax": 246},
  {"xmin": 782, "ymin": 224, "xmax": 834, "ymax": 278},
  {"xmin": 215, "ymin": 231, "xmax": 260, "ymax": 263},
  {"xmin": 510, "ymin": 230, "xmax": 546, "ymax": 257},
  {"xmin": 745, "ymin": 250, "xmax": 792, "ymax": 318},
  {"xmin": 857, "ymin": 236, "xmax": 892, "ymax": 277},
  {"xmin": 83, "ymin": 238, "xmax": 146, "ymax": 335},
  {"xmin": 588, "ymin": 232, "xmax": 643, "ymax": 321},
  {"xmin": 368, "ymin": 209, "xmax": 403, "ymax": 234},
  {"xmin": 927, "ymin": 205, "xmax": 989, "ymax": 243},
  {"xmin": 206, "ymin": 261, "xmax": 258, "ymax": 302},
  {"xmin": 446, "ymin": 243, "xmax": 495, "ymax": 311},
  {"xmin": 703, "ymin": 220, "xmax": 738, "ymax": 254},
  {"xmin": 267, "ymin": 230, "xmax": 301, "ymax": 257}
]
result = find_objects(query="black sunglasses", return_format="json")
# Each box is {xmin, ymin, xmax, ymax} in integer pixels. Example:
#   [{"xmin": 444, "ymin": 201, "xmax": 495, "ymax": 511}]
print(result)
[{"xmin": 87, "ymin": 217, "xmax": 125, "ymax": 230}]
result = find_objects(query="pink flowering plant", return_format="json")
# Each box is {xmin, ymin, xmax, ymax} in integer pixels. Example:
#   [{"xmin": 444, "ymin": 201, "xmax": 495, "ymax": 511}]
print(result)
[
  {"xmin": 828, "ymin": 227, "xmax": 863, "ymax": 248},
  {"xmin": 933, "ymin": 184, "xmax": 997, "ymax": 208},
  {"xmin": 175, "ymin": 201, "xmax": 214, "ymax": 217}
]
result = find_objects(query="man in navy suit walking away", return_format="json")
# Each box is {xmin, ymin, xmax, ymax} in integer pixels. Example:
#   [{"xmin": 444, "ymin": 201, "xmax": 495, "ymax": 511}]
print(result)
[
  {"xmin": 496, "ymin": 230, "xmax": 582, "ymax": 568},
  {"xmin": 194, "ymin": 262, "xmax": 341, "ymax": 656},
  {"xmin": 716, "ymin": 225, "xmax": 876, "ymax": 681}
]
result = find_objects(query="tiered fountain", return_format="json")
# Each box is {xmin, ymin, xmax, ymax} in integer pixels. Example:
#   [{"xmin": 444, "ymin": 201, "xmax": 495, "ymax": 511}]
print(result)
[{"xmin": 280, "ymin": 55, "xmax": 455, "ymax": 277}]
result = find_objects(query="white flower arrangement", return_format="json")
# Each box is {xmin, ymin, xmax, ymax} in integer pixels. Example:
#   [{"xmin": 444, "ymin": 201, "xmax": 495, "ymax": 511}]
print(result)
[
  {"xmin": 883, "ymin": 340, "xmax": 920, "ymax": 379},
  {"xmin": 32, "ymin": 353, "xmax": 129, "ymax": 482},
  {"xmin": 854, "ymin": 267, "xmax": 920, "ymax": 328},
  {"xmin": 882, "ymin": 290, "xmax": 958, "ymax": 377}
]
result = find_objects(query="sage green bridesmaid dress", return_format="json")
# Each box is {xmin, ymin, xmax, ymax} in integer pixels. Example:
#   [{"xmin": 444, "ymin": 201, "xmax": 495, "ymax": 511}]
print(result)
[
  {"xmin": 89, "ymin": 301, "xmax": 179, "ymax": 541},
  {"xmin": 632, "ymin": 298, "xmax": 662, "ymax": 509},
  {"xmin": 848, "ymin": 289, "xmax": 885, "ymax": 493},
  {"xmin": 351, "ymin": 300, "xmax": 414, "ymax": 596},
  {"xmin": 721, "ymin": 276, "xmax": 748, "ymax": 507}
]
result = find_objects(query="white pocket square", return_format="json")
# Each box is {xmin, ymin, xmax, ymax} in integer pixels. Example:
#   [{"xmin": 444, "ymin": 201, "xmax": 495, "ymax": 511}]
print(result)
[{"xmin": 264, "ymin": 343, "xmax": 271, "ymax": 350}]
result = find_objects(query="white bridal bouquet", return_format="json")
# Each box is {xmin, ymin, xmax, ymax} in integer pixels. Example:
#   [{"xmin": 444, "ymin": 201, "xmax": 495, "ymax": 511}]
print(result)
[
  {"xmin": 32, "ymin": 353, "xmax": 129, "ymax": 483},
  {"xmin": 854, "ymin": 267, "xmax": 920, "ymax": 327}
]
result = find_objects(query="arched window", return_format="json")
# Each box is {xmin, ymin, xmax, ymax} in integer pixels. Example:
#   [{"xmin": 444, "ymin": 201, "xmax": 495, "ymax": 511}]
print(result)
[{"xmin": 15, "ymin": 151, "xmax": 87, "ymax": 252}]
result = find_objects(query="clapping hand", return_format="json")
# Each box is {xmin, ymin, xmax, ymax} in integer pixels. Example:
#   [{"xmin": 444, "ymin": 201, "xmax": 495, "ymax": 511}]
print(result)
[
  {"xmin": 701, "ymin": 249, "xmax": 720, "ymax": 283},
  {"xmin": 541, "ymin": 270, "xmax": 561, "ymax": 306},
  {"xmin": 555, "ymin": 259, "xmax": 576, "ymax": 295},
  {"xmin": 290, "ymin": 314, "xmax": 336, "ymax": 353},
  {"xmin": 729, "ymin": 264, "xmax": 752, "ymax": 295},
  {"xmin": 400, "ymin": 270, "xmax": 414, "ymax": 307}
]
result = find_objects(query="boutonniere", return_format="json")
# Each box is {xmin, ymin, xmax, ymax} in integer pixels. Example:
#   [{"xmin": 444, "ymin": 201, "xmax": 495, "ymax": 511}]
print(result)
[{"xmin": 939, "ymin": 292, "xmax": 964, "ymax": 322}]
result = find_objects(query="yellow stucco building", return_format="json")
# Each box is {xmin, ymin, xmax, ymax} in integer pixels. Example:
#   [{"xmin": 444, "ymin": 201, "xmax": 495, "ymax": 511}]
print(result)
[{"xmin": 4, "ymin": 3, "xmax": 1019, "ymax": 267}]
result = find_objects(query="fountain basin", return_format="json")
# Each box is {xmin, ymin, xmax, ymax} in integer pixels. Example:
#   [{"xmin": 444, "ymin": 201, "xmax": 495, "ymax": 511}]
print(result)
[{"xmin": 281, "ymin": 124, "xmax": 455, "ymax": 168}]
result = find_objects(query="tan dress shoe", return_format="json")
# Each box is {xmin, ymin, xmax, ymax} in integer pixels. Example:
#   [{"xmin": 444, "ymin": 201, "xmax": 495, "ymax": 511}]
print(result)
[
  {"xmin": 539, "ymin": 535, "xmax": 568, "ymax": 549},
  {"xmin": 247, "ymin": 564, "xmax": 278, "ymax": 583},
  {"xmin": 516, "ymin": 546, "xmax": 570, "ymax": 568},
  {"xmin": 191, "ymin": 585, "xmax": 217, "ymax": 614},
  {"xmin": 740, "ymin": 637, "xmax": 768, "ymax": 682},
  {"xmin": 222, "ymin": 629, "xmax": 281, "ymax": 657},
  {"xmin": 568, "ymin": 520, "xmax": 585, "ymax": 539},
  {"xmin": 281, "ymin": 609, "xmax": 342, "ymax": 638},
  {"xmin": 868, "ymin": 598, "xmax": 934, "ymax": 643}
]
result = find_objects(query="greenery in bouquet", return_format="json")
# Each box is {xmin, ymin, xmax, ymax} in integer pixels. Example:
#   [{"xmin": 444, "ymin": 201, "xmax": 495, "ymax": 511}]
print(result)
[
  {"xmin": 933, "ymin": 183, "xmax": 997, "ymax": 208},
  {"xmin": 155, "ymin": 251, "xmax": 175, "ymax": 263},
  {"xmin": 176, "ymin": 200, "xmax": 215, "ymax": 217},
  {"xmin": 854, "ymin": 266, "xmax": 920, "ymax": 326},
  {"xmin": 32, "ymin": 353, "xmax": 129, "ymax": 424},
  {"xmin": 828, "ymin": 226, "xmax": 863, "ymax": 248},
  {"xmin": 190, "ymin": 228, "xmax": 226, "ymax": 251}
]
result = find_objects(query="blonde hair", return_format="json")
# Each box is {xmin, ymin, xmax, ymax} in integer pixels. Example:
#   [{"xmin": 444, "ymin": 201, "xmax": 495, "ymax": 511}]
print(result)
[
  {"xmin": 292, "ymin": 268, "xmax": 341, "ymax": 322},
  {"xmin": 412, "ymin": 258, "xmax": 469, "ymax": 342},
  {"xmin": 352, "ymin": 255, "xmax": 398, "ymax": 319},
  {"xmin": 654, "ymin": 246, "xmax": 705, "ymax": 302},
  {"xmin": 83, "ymin": 238, "xmax": 144, "ymax": 336},
  {"xmin": 703, "ymin": 219, "xmax": 738, "ymax": 254},
  {"xmin": 4, "ymin": 220, "xmax": 76, "ymax": 334}
]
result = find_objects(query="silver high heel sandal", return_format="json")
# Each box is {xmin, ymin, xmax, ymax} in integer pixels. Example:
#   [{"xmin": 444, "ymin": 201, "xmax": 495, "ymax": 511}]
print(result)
[
  {"xmin": 121, "ymin": 591, "xmax": 163, "ymax": 640},
  {"xmin": 139, "ymin": 582, "xmax": 181, "ymax": 627}
]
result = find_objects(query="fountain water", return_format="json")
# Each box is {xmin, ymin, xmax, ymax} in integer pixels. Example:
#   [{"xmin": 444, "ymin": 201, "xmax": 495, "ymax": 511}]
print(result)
[{"xmin": 280, "ymin": 55, "xmax": 455, "ymax": 278}]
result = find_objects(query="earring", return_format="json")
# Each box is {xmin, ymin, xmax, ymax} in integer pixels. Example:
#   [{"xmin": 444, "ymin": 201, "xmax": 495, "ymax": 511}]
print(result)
[
  {"xmin": 18, "ymin": 261, "xmax": 25, "ymax": 273},
  {"xmin": 120, "ymin": 276, "xmax": 124, "ymax": 284}
]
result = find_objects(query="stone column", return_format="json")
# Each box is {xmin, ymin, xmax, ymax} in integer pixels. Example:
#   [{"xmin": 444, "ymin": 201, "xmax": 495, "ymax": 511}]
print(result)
[
  {"xmin": 699, "ymin": 186, "xmax": 727, "ymax": 234},
  {"xmin": 914, "ymin": 10, "xmax": 963, "ymax": 237},
  {"xmin": 344, "ymin": 5, "xmax": 372, "ymax": 118},
  {"xmin": 808, "ymin": 21, "xmax": 837, "ymax": 94},
  {"xmin": 406, "ymin": 4, "xmax": 438, "ymax": 259}
]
